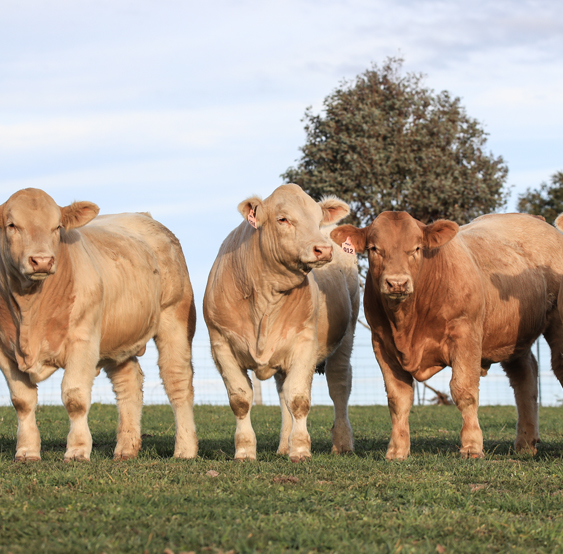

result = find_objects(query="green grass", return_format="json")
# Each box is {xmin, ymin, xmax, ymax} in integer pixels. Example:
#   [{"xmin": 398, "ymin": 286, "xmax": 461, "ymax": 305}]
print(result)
[{"xmin": 1, "ymin": 404, "xmax": 563, "ymax": 553}]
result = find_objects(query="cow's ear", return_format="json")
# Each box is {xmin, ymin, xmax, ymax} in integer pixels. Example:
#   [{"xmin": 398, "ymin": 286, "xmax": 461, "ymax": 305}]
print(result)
[
  {"xmin": 60, "ymin": 201, "xmax": 99, "ymax": 230},
  {"xmin": 423, "ymin": 220, "xmax": 458, "ymax": 249},
  {"xmin": 319, "ymin": 196, "xmax": 350, "ymax": 226},
  {"xmin": 238, "ymin": 196, "xmax": 264, "ymax": 228},
  {"xmin": 555, "ymin": 213, "xmax": 563, "ymax": 231},
  {"xmin": 330, "ymin": 224, "xmax": 367, "ymax": 254}
]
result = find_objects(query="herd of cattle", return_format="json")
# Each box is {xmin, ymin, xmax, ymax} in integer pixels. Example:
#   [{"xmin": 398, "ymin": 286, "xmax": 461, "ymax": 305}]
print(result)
[{"xmin": 1, "ymin": 184, "xmax": 563, "ymax": 463}]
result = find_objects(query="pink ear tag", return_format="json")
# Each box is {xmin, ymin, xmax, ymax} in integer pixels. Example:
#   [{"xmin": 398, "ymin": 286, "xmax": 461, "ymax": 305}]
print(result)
[
  {"xmin": 342, "ymin": 237, "xmax": 355, "ymax": 255},
  {"xmin": 248, "ymin": 209, "xmax": 257, "ymax": 229}
]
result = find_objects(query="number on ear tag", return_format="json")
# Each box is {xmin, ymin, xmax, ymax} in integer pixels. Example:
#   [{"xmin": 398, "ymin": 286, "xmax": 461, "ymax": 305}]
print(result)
[
  {"xmin": 342, "ymin": 237, "xmax": 355, "ymax": 255},
  {"xmin": 248, "ymin": 209, "xmax": 257, "ymax": 229}
]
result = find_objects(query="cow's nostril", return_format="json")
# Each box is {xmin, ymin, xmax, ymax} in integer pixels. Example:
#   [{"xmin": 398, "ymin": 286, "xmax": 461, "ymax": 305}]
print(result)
[
  {"xmin": 29, "ymin": 256, "xmax": 54, "ymax": 272},
  {"xmin": 314, "ymin": 245, "xmax": 332, "ymax": 260}
]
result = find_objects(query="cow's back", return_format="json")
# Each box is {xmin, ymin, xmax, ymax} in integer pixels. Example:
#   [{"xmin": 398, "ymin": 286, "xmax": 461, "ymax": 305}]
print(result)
[{"xmin": 459, "ymin": 213, "xmax": 563, "ymax": 360}]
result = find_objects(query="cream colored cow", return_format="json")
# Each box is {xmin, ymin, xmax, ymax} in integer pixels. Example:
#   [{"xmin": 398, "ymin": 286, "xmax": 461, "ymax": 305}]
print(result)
[
  {"xmin": 204, "ymin": 184, "xmax": 359, "ymax": 461},
  {"xmin": 0, "ymin": 188, "xmax": 197, "ymax": 461}
]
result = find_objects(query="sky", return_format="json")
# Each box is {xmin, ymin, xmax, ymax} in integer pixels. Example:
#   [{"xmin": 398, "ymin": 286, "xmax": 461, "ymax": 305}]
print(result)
[{"xmin": 1, "ymin": 0, "xmax": 563, "ymax": 342}]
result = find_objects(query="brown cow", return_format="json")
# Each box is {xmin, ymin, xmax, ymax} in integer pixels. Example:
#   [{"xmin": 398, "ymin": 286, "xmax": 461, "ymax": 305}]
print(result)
[
  {"xmin": 203, "ymin": 184, "xmax": 359, "ymax": 461},
  {"xmin": 0, "ymin": 188, "xmax": 197, "ymax": 461},
  {"xmin": 332, "ymin": 211, "xmax": 563, "ymax": 459}
]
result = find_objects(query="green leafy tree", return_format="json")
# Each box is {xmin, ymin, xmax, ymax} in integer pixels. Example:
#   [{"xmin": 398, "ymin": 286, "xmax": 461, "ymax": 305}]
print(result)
[
  {"xmin": 517, "ymin": 171, "xmax": 563, "ymax": 224},
  {"xmin": 282, "ymin": 57, "xmax": 509, "ymax": 228}
]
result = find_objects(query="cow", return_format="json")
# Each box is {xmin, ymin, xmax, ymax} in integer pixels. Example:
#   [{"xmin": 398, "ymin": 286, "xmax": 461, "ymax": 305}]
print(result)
[
  {"xmin": 203, "ymin": 184, "xmax": 359, "ymax": 462},
  {"xmin": 331, "ymin": 211, "xmax": 563, "ymax": 460},
  {"xmin": 0, "ymin": 188, "xmax": 197, "ymax": 462}
]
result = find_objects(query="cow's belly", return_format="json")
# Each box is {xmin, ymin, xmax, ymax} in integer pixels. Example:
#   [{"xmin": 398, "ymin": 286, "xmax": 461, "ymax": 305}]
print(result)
[
  {"xmin": 227, "ymin": 323, "xmax": 317, "ymax": 379},
  {"xmin": 98, "ymin": 271, "xmax": 161, "ymax": 361},
  {"xmin": 314, "ymin": 265, "xmax": 355, "ymax": 362}
]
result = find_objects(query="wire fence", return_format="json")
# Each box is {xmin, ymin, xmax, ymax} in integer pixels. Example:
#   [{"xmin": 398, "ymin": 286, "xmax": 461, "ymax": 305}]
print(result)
[{"xmin": 0, "ymin": 325, "xmax": 561, "ymax": 408}]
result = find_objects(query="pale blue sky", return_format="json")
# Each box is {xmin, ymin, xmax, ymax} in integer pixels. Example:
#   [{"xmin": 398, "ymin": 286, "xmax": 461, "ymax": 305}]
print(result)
[{"xmin": 1, "ymin": 0, "xmax": 562, "ymax": 328}]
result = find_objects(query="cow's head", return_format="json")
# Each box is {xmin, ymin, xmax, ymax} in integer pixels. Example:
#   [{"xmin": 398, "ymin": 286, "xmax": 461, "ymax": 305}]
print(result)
[
  {"xmin": 238, "ymin": 184, "xmax": 349, "ymax": 279},
  {"xmin": 0, "ymin": 188, "xmax": 99, "ymax": 287},
  {"xmin": 331, "ymin": 211, "xmax": 458, "ymax": 302}
]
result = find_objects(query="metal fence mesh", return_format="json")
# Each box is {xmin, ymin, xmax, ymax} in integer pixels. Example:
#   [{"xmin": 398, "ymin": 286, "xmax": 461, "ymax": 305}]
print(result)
[{"xmin": 0, "ymin": 326, "xmax": 560, "ymax": 407}]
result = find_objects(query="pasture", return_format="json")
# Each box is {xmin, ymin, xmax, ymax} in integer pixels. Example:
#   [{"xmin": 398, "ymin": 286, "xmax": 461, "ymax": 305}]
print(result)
[{"xmin": 1, "ymin": 404, "xmax": 563, "ymax": 553}]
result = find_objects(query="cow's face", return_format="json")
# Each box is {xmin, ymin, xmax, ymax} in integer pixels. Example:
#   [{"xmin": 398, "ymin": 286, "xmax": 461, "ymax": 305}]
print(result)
[
  {"xmin": 331, "ymin": 212, "xmax": 458, "ymax": 303},
  {"xmin": 238, "ymin": 184, "xmax": 349, "ymax": 277},
  {"xmin": 0, "ymin": 189, "xmax": 99, "ymax": 287}
]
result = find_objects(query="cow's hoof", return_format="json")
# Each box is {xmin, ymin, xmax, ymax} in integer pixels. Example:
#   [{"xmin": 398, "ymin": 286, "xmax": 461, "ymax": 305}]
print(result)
[
  {"xmin": 234, "ymin": 450, "xmax": 256, "ymax": 461},
  {"xmin": 515, "ymin": 439, "xmax": 538, "ymax": 456},
  {"xmin": 234, "ymin": 456, "xmax": 256, "ymax": 462},
  {"xmin": 385, "ymin": 448, "xmax": 410, "ymax": 461},
  {"xmin": 64, "ymin": 453, "xmax": 90, "ymax": 463},
  {"xmin": 173, "ymin": 451, "xmax": 198, "ymax": 460},
  {"xmin": 113, "ymin": 453, "xmax": 137, "ymax": 461},
  {"xmin": 173, "ymin": 443, "xmax": 198, "ymax": 459},
  {"xmin": 289, "ymin": 453, "xmax": 311, "ymax": 463},
  {"xmin": 173, "ymin": 435, "xmax": 198, "ymax": 459},
  {"xmin": 114, "ymin": 444, "xmax": 141, "ymax": 461},
  {"xmin": 331, "ymin": 443, "xmax": 354, "ymax": 455},
  {"xmin": 460, "ymin": 449, "xmax": 484, "ymax": 459},
  {"xmin": 15, "ymin": 454, "xmax": 41, "ymax": 462}
]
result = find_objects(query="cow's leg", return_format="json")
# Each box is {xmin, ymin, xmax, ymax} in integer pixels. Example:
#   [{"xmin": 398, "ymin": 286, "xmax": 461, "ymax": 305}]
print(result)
[
  {"xmin": 544, "ymin": 314, "xmax": 563, "ymax": 389},
  {"xmin": 154, "ymin": 308, "xmax": 198, "ymax": 459},
  {"xmin": 324, "ymin": 331, "xmax": 354, "ymax": 454},
  {"xmin": 61, "ymin": 348, "xmax": 98, "ymax": 462},
  {"xmin": 104, "ymin": 357, "xmax": 144, "ymax": 460},
  {"xmin": 449, "ymin": 336, "xmax": 483, "ymax": 458},
  {"xmin": 280, "ymin": 362, "xmax": 315, "ymax": 463},
  {"xmin": 210, "ymin": 335, "xmax": 256, "ymax": 460},
  {"xmin": 274, "ymin": 371, "xmax": 292, "ymax": 455},
  {"xmin": 1, "ymin": 362, "xmax": 41, "ymax": 461},
  {"xmin": 374, "ymin": 339, "xmax": 414, "ymax": 460},
  {"xmin": 501, "ymin": 350, "xmax": 539, "ymax": 454}
]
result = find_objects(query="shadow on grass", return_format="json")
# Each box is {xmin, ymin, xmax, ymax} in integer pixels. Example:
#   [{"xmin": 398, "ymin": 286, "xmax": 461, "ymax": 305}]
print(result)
[{"xmin": 3, "ymin": 434, "xmax": 563, "ymax": 462}]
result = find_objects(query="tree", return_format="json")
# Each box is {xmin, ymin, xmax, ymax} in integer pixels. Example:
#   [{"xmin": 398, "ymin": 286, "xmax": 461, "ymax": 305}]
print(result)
[
  {"xmin": 282, "ymin": 57, "xmax": 509, "ymax": 228},
  {"xmin": 517, "ymin": 171, "xmax": 563, "ymax": 224}
]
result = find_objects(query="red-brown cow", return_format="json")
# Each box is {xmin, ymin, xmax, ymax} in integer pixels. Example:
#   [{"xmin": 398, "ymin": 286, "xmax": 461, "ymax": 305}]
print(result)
[{"xmin": 332, "ymin": 211, "xmax": 563, "ymax": 459}]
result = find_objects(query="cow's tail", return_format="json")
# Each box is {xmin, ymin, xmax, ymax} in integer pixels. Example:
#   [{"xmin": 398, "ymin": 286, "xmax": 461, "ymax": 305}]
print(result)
[{"xmin": 315, "ymin": 359, "xmax": 326, "ymax": 375}]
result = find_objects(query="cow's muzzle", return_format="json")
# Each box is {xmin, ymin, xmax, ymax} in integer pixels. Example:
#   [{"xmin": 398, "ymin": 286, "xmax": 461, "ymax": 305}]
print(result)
[
  {"xmin": 28, "ymin": 256, "xmax": 55, "ymax": 280},
  {"xmin": 299, "ymin": 244, "xmax": 333, "ymax": 273},
  {"xmin": 313, "ymin": 245, "xmax": 333, "ymax": 262},
  {"xmin": 381, "ymin": 275, "xmax": 412, "ymax": 300}
]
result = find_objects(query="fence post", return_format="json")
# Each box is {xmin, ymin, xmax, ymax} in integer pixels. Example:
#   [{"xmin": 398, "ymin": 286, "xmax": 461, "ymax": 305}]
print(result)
[{"xmin": 252, "ymin": 372, "xmax": 263, "ymax": 405}]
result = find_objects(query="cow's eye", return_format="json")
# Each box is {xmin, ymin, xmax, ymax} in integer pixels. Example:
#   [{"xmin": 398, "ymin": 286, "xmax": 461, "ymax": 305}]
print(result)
[
  {"xmin": 7, "ymin": 223, "xmax": 16, "ymax": 229},
  {"xmin": 277, "ymin": 217, "xmax": 289, "ymax": 225}
]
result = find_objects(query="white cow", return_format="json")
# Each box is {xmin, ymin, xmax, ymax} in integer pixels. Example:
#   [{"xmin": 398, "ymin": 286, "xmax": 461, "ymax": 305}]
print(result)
[
  {"xmin": 0, "ymin": 188, "xmax": 197, "ymax": 461},
  {"xmin": 203, "ymin": 184, "xmax": 359, "ymax": 461}
]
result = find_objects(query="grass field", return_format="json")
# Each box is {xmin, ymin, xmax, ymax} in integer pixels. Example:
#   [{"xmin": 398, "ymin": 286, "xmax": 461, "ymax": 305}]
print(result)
[{"xmin": 1, "ymin": 404, "xmax": 563, "ymax": 553}]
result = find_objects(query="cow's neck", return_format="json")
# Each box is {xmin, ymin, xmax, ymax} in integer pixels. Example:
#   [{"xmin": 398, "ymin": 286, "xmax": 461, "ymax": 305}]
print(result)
[
  {"xmin": 2, "ymin": 244, "xmax": 74, "ymax": 371},
  {"xmin": 382, "ymin": 294, "xmax": 419, "ymax": 364},
  {"xmin": 382, "ymin": 249, "xmax": 451, "ymax": 369},
  {"xmin": 240, "ymin": 231, "xmax": 308, "ymax": 306},
  {"xmin": 237, "ymin": 234, "xmax": 310, "ymax": 358}
]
